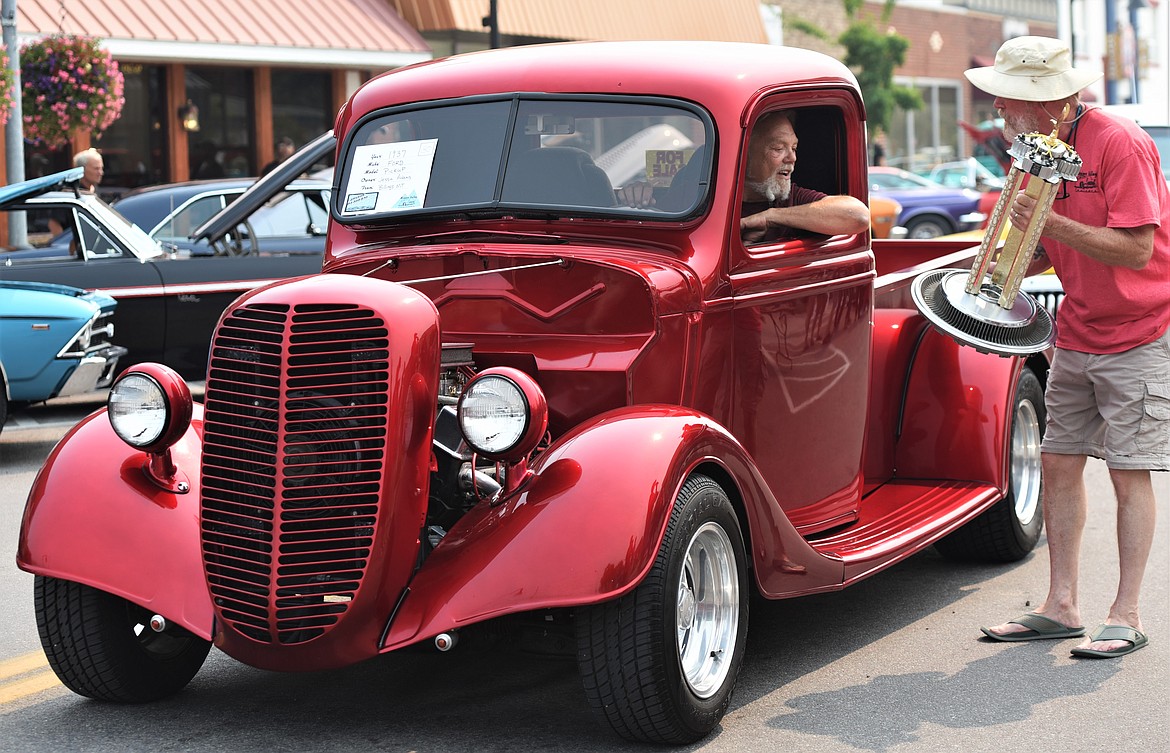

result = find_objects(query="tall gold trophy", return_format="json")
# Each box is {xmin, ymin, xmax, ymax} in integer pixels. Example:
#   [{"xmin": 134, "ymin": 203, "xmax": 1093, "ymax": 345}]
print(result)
[{"xmin": 911, "ymin": 106, "xmax": 1080, "ymax": 357}]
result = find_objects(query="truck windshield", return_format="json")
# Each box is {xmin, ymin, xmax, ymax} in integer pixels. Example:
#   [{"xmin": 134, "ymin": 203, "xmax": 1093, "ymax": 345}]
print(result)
[{"xmin": 334, "ymin": 97, "xmax": 710, "ymax": 223}]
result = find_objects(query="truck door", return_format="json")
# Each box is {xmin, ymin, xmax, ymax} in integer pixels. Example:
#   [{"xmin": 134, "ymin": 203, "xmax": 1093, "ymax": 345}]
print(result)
[{"xmin": 727, "ymin": 100, "xmax": 874, "ymax": 534}]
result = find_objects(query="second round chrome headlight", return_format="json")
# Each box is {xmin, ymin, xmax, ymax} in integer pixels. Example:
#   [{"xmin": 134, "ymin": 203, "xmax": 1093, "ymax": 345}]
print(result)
[{"xmin": 457, "ymin": 368, "xmax": 548, "ymax": 461}]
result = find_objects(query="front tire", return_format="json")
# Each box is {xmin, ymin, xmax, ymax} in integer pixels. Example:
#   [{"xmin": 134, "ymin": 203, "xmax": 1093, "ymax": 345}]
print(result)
[
  {"xmin": 576, "ymin": 474, "xmax": 748, "ymax": 744},
  {"xmin": 935, "ymin": 368, "xmax": 1045, "ymax": 562},
  {"xmin": 35, "ymin": 576, "xmax": 211, "ymax": 702},
  {"xmin": 905, "ymin": 215, "xmax": 952, "ymax": 239}
]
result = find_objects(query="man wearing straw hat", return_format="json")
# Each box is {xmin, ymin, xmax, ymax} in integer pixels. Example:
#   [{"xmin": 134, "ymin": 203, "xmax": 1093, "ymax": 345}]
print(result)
[{"xmin": 966, "ymin": 37, "xmax": 1169, "ymax": 659}]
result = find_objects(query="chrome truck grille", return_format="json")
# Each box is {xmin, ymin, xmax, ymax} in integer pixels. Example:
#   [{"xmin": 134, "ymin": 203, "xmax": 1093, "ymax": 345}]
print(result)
[
  {"xmin": 200, "ymin": 301, "xmax": 390, "ymax": 645},
  {"xmin": 1030, "ymin": 291, "xmax": 1064, "ymax": 316}
]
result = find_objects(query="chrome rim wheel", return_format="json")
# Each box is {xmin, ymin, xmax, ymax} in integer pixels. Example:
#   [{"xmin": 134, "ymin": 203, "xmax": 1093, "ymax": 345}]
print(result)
[
  {"xmin": 1011, "ymin": 396, "xmax": 1042, "ymax": 525},
  {"xmin": 676, "ymin": 521, "xmax": 740, "ymax": 699}
]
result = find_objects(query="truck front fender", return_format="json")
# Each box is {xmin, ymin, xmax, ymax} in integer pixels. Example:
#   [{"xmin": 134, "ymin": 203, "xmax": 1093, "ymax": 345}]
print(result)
[
  {"xmin": 17, "ymin": 406, "xmax": 214, "ymax": 640},
  {"xmin": 382, "ymin": 406, "xmax": 842, "ymax": 650}
]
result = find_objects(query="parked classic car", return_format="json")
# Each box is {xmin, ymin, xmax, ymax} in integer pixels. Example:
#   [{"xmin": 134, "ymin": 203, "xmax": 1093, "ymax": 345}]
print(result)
[
  {"xmin": 20, "ymin": 41, "xmax": 1047, "ymax": 744},
  {"xmin": 1144, "ymin": 124, "xmax": 1170, "ymax": 183},
  {"xmin": 869, "ymin": 165, "xmax": 987, "ymax": 238},
  {"xmin": 925, "ymin": 157, "xmax": 1006, "ymax": 191},
  {"xmin": 0, "ymin": 140, "xmax": 333, "ymax": 379},
  {"xmin": 869, "ymin": 194, "xmax": 906, "ymax": 238},
  {"xmin": 0, "ymin": 279, "xmax": 126, "ymax": 434},
  {"xmin": 111, "ymin": 174, "xmax": 331, "ymax": 257}
]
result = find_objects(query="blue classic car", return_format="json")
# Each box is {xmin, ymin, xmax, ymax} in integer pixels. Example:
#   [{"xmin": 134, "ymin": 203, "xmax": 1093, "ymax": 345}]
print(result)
[
  {"xmin": 0, "ymin": 279, "xmax": 126, "ymax": 434},
  {"xmin": 869, "ymin": 166, "xmax": 987, "ymax": 238}
]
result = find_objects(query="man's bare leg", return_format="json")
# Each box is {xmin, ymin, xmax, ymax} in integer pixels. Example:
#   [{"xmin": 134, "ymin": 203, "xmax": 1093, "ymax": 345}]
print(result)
[
  {"xmin": 1072, "ymin": 468, "xmax": 1156, "ymax": 652},
  {"xmin": 985, "ymin": 452, "xmax": 1087, "ymax": 637}
]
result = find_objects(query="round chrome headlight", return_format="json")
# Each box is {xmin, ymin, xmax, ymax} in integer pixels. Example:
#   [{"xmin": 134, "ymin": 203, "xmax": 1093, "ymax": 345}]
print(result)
[
  {"xmin": 457, "ymin": 368, "xmax": 548, "ymax": 461},
  {"xmin": 107, "ymin": 364, "xmax": 192, "ymax": 453},
  {"xmin": 109, "ymin": 373, "xmax": 167, "ymax": 447}
]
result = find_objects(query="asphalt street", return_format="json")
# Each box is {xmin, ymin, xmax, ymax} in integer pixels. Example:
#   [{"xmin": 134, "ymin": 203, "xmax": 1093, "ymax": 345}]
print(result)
[{"xmin": 0, "ymin": 393, "xmax": 1166, "ymax": 752}]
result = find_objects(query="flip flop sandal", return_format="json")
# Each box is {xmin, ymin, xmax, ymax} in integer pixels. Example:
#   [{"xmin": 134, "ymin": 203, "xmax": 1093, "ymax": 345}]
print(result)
[
  {"xmin": 1070, "ymin": 624, "xmax": 1149, "ymax": 658},
  {"xmin": 980, "ymin": 611, "xmax": 1086, "ymax": 642}
]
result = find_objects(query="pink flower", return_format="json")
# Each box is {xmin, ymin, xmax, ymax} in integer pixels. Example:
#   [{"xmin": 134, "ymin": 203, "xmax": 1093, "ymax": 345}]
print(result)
[{"xmin": 19, "ymin": 33, "xmax": 125, "ymax": 147}]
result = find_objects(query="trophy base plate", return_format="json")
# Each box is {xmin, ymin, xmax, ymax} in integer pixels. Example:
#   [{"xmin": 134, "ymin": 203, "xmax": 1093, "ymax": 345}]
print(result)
[
  {"xmin": 911, "ymin": 269, "xmax": 1057, "ymax": 357},
  {"xmin": 942, "ymin": 273, "xmax": 1039, "ymax": 327}
]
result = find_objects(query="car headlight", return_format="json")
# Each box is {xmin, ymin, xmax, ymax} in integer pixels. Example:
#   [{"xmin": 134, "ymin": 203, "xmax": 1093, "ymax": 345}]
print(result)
[
  {"xmin": 457, "ymin": 367, "xmax": 548, "ymax": 461},
  {"xmin": 108, "ymin": 364, "xmax": 192, "ymax": 453}
]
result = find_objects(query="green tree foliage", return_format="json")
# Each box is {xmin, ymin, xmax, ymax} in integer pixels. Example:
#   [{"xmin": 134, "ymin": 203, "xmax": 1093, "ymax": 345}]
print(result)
[
  {"xmin": 779, "ymin": 0, "xmax": 922, "ymax": 134},
  {"xmin": 840, "ymin": 1, "xmax": 922, "ymax": 133}
]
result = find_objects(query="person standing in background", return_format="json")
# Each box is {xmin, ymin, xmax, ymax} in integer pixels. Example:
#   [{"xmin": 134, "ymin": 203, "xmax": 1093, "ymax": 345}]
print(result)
[
  {"xmin": 870, "ymin": 130, "xmax": 887, "ymax": 166},
  {"xmin": 48, "ymin": 149, "xmax": 105, "ymax": 240},
  {"xmin": 262, "ymin": 137, "xmax": 296, "ymax": 176},
  {"xmin": 73, "ymin": 148, "xmax": 105, "ymax": 193}
]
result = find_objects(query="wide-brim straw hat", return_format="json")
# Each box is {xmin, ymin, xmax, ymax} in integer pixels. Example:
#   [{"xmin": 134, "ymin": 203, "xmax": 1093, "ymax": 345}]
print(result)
[{"xmin": 965, "ymin": 36, "xmax": 1102, "ymax": 101}]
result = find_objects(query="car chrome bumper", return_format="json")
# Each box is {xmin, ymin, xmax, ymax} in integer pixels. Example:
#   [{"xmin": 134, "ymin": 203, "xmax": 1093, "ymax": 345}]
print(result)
[
  {"xmin": 57, "ymin": 345, "xmax": 129, "ymax": 397},
  {"xmin": 958, "ymin": 212, "xmax": 987, "ymax": 230}
]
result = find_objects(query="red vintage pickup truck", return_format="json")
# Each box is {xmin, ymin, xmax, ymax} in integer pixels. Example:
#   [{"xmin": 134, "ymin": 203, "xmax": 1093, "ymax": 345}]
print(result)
[{"xmin": 19, "ymin": 41, "xmax": 1049, "ymax": 744}]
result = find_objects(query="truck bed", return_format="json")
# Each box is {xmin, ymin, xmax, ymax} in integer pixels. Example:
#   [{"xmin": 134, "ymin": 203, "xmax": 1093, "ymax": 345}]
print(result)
[{"xmin": 873, "ymin": 238, "xmax": 979, "ymax": 309}]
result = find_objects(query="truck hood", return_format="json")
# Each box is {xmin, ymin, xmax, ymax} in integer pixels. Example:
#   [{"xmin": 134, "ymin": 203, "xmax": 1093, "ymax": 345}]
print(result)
[{"xmin": 334, "ymin": 240, "xmax": 703, "ymax": 318}]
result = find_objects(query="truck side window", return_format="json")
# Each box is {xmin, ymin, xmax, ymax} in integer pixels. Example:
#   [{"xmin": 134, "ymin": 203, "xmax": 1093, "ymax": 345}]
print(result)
[{"xmin": 740, "ymin": 106, "xmax": 851, "ymax": 247}]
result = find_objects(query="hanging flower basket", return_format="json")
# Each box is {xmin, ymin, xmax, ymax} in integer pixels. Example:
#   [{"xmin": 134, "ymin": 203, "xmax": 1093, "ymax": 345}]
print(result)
[
  {"xmin": 0, "ymin": 51, "xmax": 15, "ymax": 128},
  {"xmin": 20, "ymin": 34, "xmax": 125, "ymax": 149}
]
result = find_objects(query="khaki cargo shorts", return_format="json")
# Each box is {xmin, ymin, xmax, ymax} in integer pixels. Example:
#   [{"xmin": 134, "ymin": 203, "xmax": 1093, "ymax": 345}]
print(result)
[{"xmin": 1041, "ymin": 326, "xmax": 1170, "ymax": 471}]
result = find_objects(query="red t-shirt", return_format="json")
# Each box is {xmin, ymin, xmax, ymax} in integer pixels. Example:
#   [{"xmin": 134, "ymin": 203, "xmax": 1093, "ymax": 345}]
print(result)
[{"xmin": 1046, "ymin": 107, "xmax": 1170, "ymax": 353}]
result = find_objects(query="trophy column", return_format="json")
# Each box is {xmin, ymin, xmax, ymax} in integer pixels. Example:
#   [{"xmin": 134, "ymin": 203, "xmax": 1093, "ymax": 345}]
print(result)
[{"xmin": 911, "ymin": 109, "xmax": 1080, "ymax": 357}]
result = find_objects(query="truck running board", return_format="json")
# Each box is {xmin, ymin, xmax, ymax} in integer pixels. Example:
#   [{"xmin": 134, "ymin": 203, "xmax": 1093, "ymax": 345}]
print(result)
[{"xmin": 804, "ymin": 480, "xmax": 1001, "ymax": 584}]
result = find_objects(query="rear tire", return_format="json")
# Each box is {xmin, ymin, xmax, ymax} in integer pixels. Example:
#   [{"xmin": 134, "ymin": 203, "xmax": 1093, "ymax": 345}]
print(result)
[
  {"xmin": 35, "ymin": 576, "xmax": 211, "ymax": 702},
  {"xmin": 935, "ymin": 368, "xmax": 1045, "ymax": 562},
  {"xmin": 576, "ymin": 474, "xmax": 748, "ymax": 744}
]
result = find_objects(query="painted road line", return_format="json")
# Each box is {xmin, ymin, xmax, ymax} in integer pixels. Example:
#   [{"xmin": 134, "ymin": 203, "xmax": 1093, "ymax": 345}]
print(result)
[
  {"xmin": 0, "ymin": 652, "xmax": 47, "ymax": 679},
  {"xmin": 0, "ymin": 651, "xmax": 64, "ymax": 709}
]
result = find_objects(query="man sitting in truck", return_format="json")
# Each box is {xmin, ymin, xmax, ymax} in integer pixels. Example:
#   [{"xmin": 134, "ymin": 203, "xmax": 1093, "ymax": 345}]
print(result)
[
  {"xmin": 737, "ymin": 110, "xmax": 870, "ymax": 243},
  {"xmin": 616, "ymin": 109, "xmax": 869, "ymax": 243}
]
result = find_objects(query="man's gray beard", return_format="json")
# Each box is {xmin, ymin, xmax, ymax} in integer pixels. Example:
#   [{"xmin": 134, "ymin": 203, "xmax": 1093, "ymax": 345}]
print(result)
[
  {"xmin": 1003, "ymin": 112, "xmax": 1048, "ymax": 141},
  {"xmin": 747, "ymin": 175, "xmax": 790, "ymax": 203}
]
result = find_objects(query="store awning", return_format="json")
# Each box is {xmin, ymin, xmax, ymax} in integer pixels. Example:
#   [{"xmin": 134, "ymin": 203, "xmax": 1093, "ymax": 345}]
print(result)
[
  {"xmin": 16, "ymin": 0, "xmax": 431, "ymax": 69},
  {"xmin": 389, "ymin": 0, "xmax": 768, "ymax": 43}
]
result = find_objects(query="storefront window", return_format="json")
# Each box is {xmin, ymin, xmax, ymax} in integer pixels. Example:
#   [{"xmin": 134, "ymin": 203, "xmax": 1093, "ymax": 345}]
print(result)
[
  {"xmin": 271, "ymin": 70, "xmax": 333, "ymax": 149},
  {"xmin": 886, "ymin": 80, "xmax": 963, "ymax": 174},
  {"xmin": 22, "ymin": 143, "xmax": 69, "ymax": 184},
  {"xmin": 186, "ymin": 67, "xmax": 256, "ymax": 178},
  {"xmin": 95, "ymin": 64, "xmax": 169, "ymax": 196}
]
